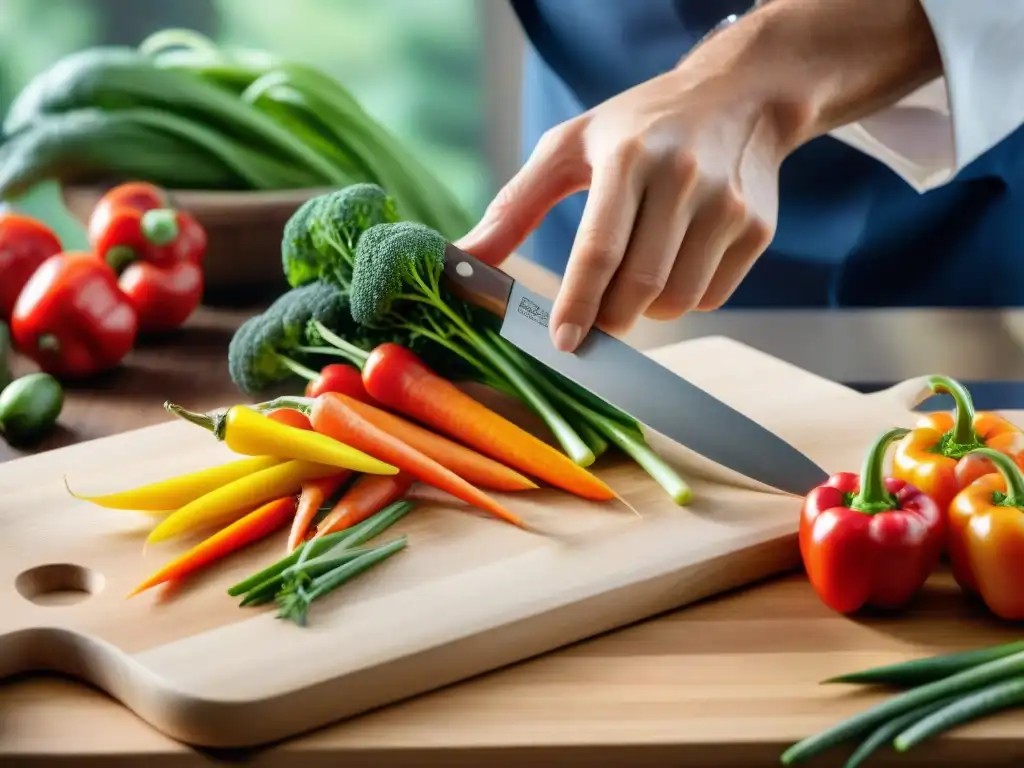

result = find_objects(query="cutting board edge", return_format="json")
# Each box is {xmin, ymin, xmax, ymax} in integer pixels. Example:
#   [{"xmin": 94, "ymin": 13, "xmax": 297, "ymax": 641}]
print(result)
[{"xmin": 3, "ymin": 529, "xmax": 802, "ymax": 749}]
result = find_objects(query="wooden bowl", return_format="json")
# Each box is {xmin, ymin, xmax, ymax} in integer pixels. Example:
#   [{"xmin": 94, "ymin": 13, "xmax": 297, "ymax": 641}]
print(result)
[{"xmin": 62, "ymin": 186, "xmax": 331, "ymax": 304}]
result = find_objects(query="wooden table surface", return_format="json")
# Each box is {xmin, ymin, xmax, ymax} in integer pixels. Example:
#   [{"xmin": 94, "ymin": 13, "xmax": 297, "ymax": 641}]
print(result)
[{"xmin": 5, "ymin": 273, "xmax": 1024, "ymax": 766}]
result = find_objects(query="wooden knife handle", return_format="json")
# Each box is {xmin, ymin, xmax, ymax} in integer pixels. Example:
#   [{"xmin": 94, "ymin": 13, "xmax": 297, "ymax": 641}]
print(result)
[{"xmin": 441, "ymin": 242, "xmax": 514, "ymax": 318}]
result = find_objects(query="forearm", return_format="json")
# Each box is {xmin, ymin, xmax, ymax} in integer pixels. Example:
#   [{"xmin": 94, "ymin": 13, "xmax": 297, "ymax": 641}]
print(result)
[{"xmin": 694, "ymin": 0, "xmax": 944, "ymax": 151}]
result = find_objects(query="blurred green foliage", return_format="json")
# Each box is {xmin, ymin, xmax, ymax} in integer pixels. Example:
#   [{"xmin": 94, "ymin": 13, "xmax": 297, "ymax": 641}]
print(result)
[{"xmin": 0, "ymin": 0, "xmax": 488, "ymax": 215}]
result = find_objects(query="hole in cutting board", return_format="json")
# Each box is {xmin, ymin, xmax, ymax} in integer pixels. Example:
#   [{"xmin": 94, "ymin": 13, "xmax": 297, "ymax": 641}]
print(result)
[{"xmin": 15, "ymin": 564, "xmax": 104, "ymax": 607}]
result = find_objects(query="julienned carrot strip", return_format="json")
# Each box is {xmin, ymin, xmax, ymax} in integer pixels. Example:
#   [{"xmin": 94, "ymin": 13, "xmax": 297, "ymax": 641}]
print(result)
[
  {"xmin": 127, "ymin": 496, "xmax": 298, "ymax": 597},
  {"xmin": 316, "ymin": 472, "xmax": 416, "ymax": 538},
  {"xmin": 287, "ymin": 472, "xmax": 352, "ymax": 552},
  {"xmin": 360, "ymin": 344, "xmax": 615, "ymax": 501},
  {"xmin": 309, "ymin": 395, "xmax": 524, "ymax": 528},
  {"xmin": 324, "ymin": 393, "xmax": 536, "ymax": 492}
]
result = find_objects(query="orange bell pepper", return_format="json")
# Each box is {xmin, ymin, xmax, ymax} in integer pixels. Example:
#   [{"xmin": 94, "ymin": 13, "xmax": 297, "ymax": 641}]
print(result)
[
  {"xmin": 893, "ymin": 375, "xmax": 1024, "ymax": 515},
  {"xmin": 948, "ymin": 448, "xmax": 1024, "ymax": 619}
]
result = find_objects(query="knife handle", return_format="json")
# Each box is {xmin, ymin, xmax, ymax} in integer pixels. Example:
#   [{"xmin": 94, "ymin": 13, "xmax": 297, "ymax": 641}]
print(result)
[{"xmin": 442, "ymin": 242, "xmax": 514, "ymax": 318}]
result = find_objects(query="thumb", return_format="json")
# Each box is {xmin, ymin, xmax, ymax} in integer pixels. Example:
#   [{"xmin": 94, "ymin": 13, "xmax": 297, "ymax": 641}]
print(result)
[{"xmin": 456, "ymin": 128, "xmax": 587, "ymax": 265}]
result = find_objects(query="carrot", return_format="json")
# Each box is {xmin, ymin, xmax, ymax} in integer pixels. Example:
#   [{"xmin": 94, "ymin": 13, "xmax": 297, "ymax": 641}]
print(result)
[
  {"xmin": 267, "ymin": 408, "xmax": 313, "ymax": 431},
  {"xmin": 316, "ymin": 472, "xmax": 416, "ymax": 538},
  {"xmin": 287, "ymin": 472, "xmax": 352, "ymax": 552},
  {"xmin": 361, "ymin": 344, "xmax": 615, "ymax": 501},
  {"xmin": 322, "ymin": 393, "xmax": 536, "ymax": 492},
  {"xmin": 127, "ymin": 496, "xmax": 297, "ymax": 597},
  {"xmin": 309, "ymin": 394, "xmax": 525, "ymax": 528}
]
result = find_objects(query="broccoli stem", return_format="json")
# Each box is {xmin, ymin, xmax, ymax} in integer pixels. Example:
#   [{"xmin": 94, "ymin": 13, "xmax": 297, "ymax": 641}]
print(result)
[
  {"xmin": 486, "ymin": 329, "xmax": 692, "ymax": 505},
  {"xmin": 402, "ymin": 268, "xmax": 594, "ymax": 467},
  {"xmin": 276, "ymin": 354, "xmax": 319, "ymax": 382},
  {"xmin": 304, "ymin": 324, "xmax": 370, "ymax": 368}
]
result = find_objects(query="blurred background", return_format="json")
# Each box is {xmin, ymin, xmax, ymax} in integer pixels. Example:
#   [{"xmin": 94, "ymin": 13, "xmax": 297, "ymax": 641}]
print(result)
[
  {"xmin": 3, "ymin": 0, "xmax": 1024, "ymax": 385},
  {"xmin": 0, "ymin": 0, "xmax": 525, "ymax": 219}
]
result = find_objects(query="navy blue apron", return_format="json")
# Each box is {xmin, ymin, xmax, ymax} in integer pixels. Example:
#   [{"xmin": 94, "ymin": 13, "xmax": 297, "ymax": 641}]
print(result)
[{"xmin": 509, "ymin": 0, "xmax": 1024, "ymax": 307}]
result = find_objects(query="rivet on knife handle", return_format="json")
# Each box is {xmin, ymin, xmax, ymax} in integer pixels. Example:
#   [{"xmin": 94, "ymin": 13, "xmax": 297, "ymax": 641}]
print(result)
[{"xmin": 441, "ymin": 242, "xmax": 514, "ymax": 318}]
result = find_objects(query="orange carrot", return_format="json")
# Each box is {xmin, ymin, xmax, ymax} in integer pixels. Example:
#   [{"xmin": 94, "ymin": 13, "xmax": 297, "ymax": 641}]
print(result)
[
  {"xmin": 316, "ymin": 472, "xmax": 416, "ymax": 537},
  {"xmin": 127, "ymin": 496, "xmax": 297, "ymax": 597},
  {"xmin": 267, "ymin": 408, "xmax": 313, "ymax": 431},
  {"xmin": 309, "ymin": 395, "xmax": 524, "ymax": 528},
  {"xmin": 324, "ymin": 393, "xmax": 536, "ymax": 492},
  {"xmin": 287, "ymin": 472, "xmax": 351, "ymax": 552},
  {"xmin": 361, "ymin": 344, "xmax": 615, "ymax": 501}
]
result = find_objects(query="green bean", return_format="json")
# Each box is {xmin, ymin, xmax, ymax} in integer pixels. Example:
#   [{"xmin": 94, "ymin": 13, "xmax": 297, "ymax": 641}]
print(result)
[
  {"xmin": 842, "ymin": 695, "xmax": 958, "ymax": 768},
  {"xmin": 894, "ymin": 676, "xmax": 1024, "ymax": 752},
  {"xmin": 825, "ymin": 640, "xmax": 1024, "ymax": 687},
  {"xmin": 781, "ymin": 649, "xmax": 1024, "ymax": 764}
]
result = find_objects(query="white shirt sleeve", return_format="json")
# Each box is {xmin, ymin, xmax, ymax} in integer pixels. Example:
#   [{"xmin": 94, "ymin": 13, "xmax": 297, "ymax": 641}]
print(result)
[{"xmin": 827, "ymin": 1, "xmax": 1024, "ymax": 193}]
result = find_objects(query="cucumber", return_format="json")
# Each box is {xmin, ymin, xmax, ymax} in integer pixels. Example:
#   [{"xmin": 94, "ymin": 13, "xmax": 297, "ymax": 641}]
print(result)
[
  {"xmin": 0, "ymin": 322, "xmax": 11, "ymax": 392},
  {"xmin": 0, "ymin": 372, "xmax": 64, "ymax": 446}
]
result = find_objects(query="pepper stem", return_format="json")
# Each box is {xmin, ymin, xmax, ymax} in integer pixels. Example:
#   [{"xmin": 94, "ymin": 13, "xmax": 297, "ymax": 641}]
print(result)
[
  {"xmin": 256, "ymin": 396, "xmax": 315, "ymax": 416},
  {"xmin": 850, "ymin": 427, "xmax": 911, "ymax": 515},
  {"xmin": 928, "ymin": 375, "xmax": 978, "ymax": 448},
  {"xmin": 37, "ymin": 333, "xmax": 60, "ymax": 354},
  {"xmin": 141, "ymin": 208, "xmax": 180, "ymax": 246},
  {"xmin": 968, "ymin": 447, "xmax": 1024, "ymax": 507},
  {"xmin": 105, "ymin": 246, "xmax": 137, "ymax": 274},
  {"xmin": 164, "ymin": 401, "xmax": 216, "ymax": 433}
]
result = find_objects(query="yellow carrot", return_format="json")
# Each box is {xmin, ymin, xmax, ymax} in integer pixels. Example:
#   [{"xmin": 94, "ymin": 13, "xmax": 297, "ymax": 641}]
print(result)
[
  {"xmin": 65, "ymin": 455, "xmax": 285, "ymax": 512},
  {"xmin": 164, "ymin": 402, "xmax": 398, "ymax": 476},
  {"xmin": 146, "ymin": 460, "xmax": 337, "ymax": 544}
]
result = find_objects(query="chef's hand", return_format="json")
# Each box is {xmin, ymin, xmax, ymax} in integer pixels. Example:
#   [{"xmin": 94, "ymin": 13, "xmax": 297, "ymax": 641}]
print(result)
[
  {"xmin": 457, "ymin": 47, "xmax": 784, "ymax": 352},
  {"xmin": 455, "ymin": 0, "xmax": 941, "ymax": 352}
]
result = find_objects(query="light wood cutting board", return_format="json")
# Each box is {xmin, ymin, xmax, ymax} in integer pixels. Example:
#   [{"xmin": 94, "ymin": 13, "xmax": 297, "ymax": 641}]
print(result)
[{"xmin": 0, "ymin": 335, "xmax": 938, "ymax": 749}]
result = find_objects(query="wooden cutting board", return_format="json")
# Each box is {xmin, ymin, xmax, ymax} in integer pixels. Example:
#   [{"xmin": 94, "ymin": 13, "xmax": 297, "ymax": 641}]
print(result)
[{"xmin": 0, "ymin": 335, "xmax": 936, "ymax": 749}]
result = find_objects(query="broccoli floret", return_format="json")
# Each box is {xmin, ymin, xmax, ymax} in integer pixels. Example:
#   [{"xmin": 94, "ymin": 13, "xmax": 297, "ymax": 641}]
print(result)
[
  {"xmin": 227, "ymin": 281, "xmax": 364, "ymax": 396},
  {"xmin": 308, "ymin": 183, "xmax": 400, "ymax": 288},
  {"xmin": 281, "ymin": 196, "xmax": 326, "ymax": 289}
]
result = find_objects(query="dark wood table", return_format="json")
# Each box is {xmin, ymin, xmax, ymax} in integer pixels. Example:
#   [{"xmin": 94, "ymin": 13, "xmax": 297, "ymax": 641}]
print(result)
[{"xmin": 0, "ymin": 305, "xmax": 259, "ymax": 464}]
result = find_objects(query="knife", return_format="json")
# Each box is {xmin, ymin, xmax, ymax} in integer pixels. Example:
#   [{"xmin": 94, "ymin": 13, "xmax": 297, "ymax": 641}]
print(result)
[{"xmin": 440, "ymin": 242, "xmax": 829, "ymax": 496}]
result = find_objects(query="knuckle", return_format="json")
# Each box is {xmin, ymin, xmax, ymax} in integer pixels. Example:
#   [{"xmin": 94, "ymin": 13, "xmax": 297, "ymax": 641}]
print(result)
[
  {"xmin": 620, "ymin": 267, "xmax": 668, "ymax": 300},
  {"xmin": 668, "ymin": 150, "xmax": 698, "ymax": 183},
  {"xmin": 607, "ymin": 138, "xmax": 649, "ymax": 173},
  {"xmin": 745, "ymin": 217, "xmax": 775, "ymax": 252},
  {"xmin": 646, "ymin": 289, "xmax": 701, "ymax": 319},
  {"xmin": 536, "ymin": 125, "xmax": 570, "ymax": 155},
  {"xmin": 696, "ymin": 291, "xmax": 729, "ymax": 311}
]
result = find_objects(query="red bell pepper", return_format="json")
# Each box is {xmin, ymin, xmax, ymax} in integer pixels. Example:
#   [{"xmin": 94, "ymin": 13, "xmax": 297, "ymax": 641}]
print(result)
[
  {"xmin": 10, "ymin": 252, "xmax": 138, "ymax": 378},
  {"xmin": 87, "ymin": 181, "xmax": 170, "ymax": 244},
  {"xmin": 90, "ymin": 205, "xmax": 208, "ymax": 334},
  {"xmin": 798, "ymin": 426, "xmax": 946, "ymax": 615},
  {"xmin": 0, "ymin": 213, "xmax": 62, "ymax": 321}
]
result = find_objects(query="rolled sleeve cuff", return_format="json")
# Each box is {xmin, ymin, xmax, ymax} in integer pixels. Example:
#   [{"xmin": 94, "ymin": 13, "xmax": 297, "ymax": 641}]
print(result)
[{"xmin": 827, "ymin": 1, "xmax": 1024, "ymax": 192}]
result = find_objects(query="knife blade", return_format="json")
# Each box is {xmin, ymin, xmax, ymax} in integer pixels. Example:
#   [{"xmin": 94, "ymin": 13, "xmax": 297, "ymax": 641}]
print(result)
[{"xmin": 441, "ymin": 242, "xmax": 829, "ymax": 495}]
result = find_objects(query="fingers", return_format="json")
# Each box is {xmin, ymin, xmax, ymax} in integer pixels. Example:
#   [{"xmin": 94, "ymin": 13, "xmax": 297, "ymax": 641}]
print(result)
[
  {"xmin": 643, "ymin": 186, "xmax": 746, "ymax": 321},
  {"xmin": 549, "ymin": 149, "xmax": 645, "ymax": 351},
  {"xmin": 456, "ymin": 124, "xmax": 588, "ymax": 266},
  {"xmin": 696, "ymin": 218, "xmax": 774, "ymax": 310},
  {"xmin": 595, "ymin": 154, "xmax": 698, "ymax": 334}
]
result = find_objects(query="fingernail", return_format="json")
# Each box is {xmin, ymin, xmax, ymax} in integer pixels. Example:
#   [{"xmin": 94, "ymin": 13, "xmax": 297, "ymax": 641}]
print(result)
[{"xmin": 554, "ymin": 323, "xmax": 582, "ymax": 352}]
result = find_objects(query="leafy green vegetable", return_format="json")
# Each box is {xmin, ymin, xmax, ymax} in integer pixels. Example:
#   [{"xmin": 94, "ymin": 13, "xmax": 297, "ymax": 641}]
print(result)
[
  {"xmin": 227, "ymin": 281, "xmax": 369, "ymax": 396},
  {"xmin": 0, "ymin": 109, "xmax": 246, "ymax": 200},
  {"xmin": 3, "ymin": 46, "xmax": 344, "ymax": 185}
]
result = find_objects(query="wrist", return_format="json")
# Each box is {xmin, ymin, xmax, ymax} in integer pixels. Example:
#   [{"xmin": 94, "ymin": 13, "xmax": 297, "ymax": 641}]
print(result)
[{"xmin": 686, "ymin": 0, "xmax": 943, "ymax": 153}]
